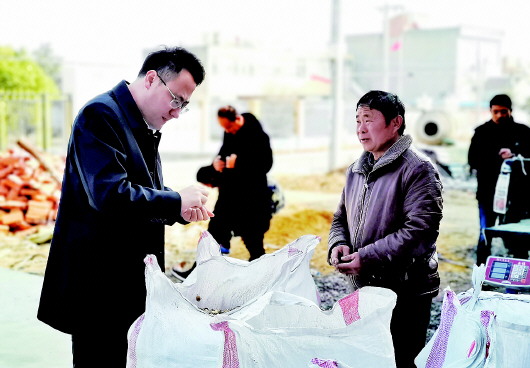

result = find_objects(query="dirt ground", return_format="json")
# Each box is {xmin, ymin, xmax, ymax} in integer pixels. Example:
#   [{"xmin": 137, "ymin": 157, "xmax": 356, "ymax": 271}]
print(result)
[
  {"xmin": 0, "ymin": 154, "xmax": 480, "ymax": 297},
  {"xmin": 163, "ymin": 167, "xmax": 479, "ymax": 296}
]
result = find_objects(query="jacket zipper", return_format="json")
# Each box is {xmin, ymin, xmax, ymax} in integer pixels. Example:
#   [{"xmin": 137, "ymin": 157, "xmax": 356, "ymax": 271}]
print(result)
[
  {"xmin": 350, "ymin": 173, "xmax": 369, "ymax": 288},
  {"xmin": 352, "ymin": 174, "xmax": 369, "ymax": 248}
]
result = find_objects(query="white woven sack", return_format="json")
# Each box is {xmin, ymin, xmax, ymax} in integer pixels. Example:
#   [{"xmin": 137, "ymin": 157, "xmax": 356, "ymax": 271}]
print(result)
[
  {"xmin": 177, "ymin": 231, "xmax": 321, "ymax": 310},
  {"xmin": 127, "ymin": 255, "xmax": 224, "ymax": 368},
  {"xmin": 127, "ymin": 234, "xmax": 321, "ymax": 367},
  {"xmin": 416, "ymin": 264, "xmax": 530, "ymax": 368},
  {"xmin": 127, "ymin": 235, "xmax": 397, "ymax": 368},
  {"xmin": 414, "ymin": 287, "xmax": 496, "ymax": 368},
  {"xmin": 307, "ymin": 358, "xmax": 353, "ymax": 368},
  {"xmin": 495, "ymin": 319, "xmax": 530, "ymax": 367},
  {"xmin": 216, "ymin": 287, "xmax": 397, "ymax": 368},
  {"xmin": 456, "ymin": 265, "xmax": 530, "ymax": 367}
]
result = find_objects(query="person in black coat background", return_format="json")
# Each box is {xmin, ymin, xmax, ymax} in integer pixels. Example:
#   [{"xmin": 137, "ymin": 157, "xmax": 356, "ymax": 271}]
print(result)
[
  {"xmin": 468, "ymin": 94, "xmax": 530, "ymax": 265},
  {"xmin": 37, "ymin": 47, "xmax": 214, "ymax": 367},
  {"xmin": 203, "ymin": 105, "xmax": 273, "ymax": 260},
  {"xmin": 179, "ymin": 105, "xmax": 273, "ymax": 273}
]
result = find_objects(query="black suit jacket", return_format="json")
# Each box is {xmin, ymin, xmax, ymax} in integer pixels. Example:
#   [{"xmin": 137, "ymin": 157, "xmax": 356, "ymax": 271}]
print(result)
[{"xmin": 38, "ymin": 81, "xmax": 186, "ymax": 334}]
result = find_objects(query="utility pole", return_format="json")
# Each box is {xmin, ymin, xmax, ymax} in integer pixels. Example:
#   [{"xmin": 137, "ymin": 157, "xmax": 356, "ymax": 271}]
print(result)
[
  {"xmin": 382, "ymin": 4, "xmax": 390, "ymax": 90},
  {"xmin": 329, "ymin": 0, "xmax": 344, "ymax": 172},
  {"xmin": 380, "ymin": 3, "xmax": 404, "ymax": 91}
]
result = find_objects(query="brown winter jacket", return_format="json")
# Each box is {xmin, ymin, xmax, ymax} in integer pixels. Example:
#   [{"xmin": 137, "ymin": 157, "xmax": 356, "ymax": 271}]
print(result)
[{"xmin": 329, "ymin": 135, "xmax": 443, "ymax": 296}]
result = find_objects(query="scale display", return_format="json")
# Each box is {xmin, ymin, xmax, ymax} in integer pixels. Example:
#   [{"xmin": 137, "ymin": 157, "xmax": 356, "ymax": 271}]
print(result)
[{"xmin": 484, "ymin": 256, "xmax": 530, "ymax": 288}]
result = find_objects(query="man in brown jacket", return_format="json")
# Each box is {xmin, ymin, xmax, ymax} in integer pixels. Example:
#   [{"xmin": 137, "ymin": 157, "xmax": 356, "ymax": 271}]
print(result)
[{"xmin": 328, "ymin": 90, "xmax": 443, "ymax": 368}]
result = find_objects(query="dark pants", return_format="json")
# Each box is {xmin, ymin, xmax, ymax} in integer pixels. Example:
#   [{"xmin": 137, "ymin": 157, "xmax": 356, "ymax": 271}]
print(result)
[
  {"xmin": 390, "ymin": 292, "xmax": 433, "ymax": 368},
  {"xmin": 208, "ymin": 213, "xmax": 268, "ymax": 261},
  {"xmin": 476, "ymin": 202, "xmax": 528, "ymax": 265},
  {"xmin": 71, "ymin": 322, "xmax": 129, "ymax": 367},
  {"xmin": 476, "ymin": 203, "xmax": 499, "ymax": 266}
]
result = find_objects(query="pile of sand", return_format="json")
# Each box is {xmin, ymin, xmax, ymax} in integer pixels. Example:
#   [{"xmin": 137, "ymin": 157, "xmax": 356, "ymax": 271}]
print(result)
[
  {"xmin": 166, "ymin": 173, "xmax": 479, "ymax": 287},
  {"xmin": 164, "ymin": 202, "xmax": 337, "ymax": 275},
  {"xmin": 1, "ymin": 168, "xmax": 480, "ymax": 290},
  {"xmin": 275, "ymin": 169, "xmax": 347, "ymax": 194},
  {"xmin": 0, "ymin": 225, "xmax": 53, "ymax": 274}
]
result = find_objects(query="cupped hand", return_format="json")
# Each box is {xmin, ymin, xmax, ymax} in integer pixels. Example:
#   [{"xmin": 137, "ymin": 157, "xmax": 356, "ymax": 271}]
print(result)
[
  {"xmin": 179, "ymin": 185, "xmax": 212, "ymax": 219},
  {"xmin": 182, "ymin": 206, "xmax": 215, "ymax": 222},
  {"xmin": 335, "ymin": 252, "xmax": 362, "ymax": 275}
]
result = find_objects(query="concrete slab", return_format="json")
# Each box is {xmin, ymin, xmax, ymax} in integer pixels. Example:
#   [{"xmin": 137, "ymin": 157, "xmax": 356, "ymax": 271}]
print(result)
[{"xmin": 0, "ymin": 267, "xmax": 71, "ymax": 368}]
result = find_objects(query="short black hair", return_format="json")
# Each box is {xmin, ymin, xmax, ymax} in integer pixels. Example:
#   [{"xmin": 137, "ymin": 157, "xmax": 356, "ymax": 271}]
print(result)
[
  {"xmin": 138, "ymin": 46, "xmax": 205, "ymax": 86},
  {"xmin": 357, "ymin": 90, "xmax": 406, "ymax": 135},
  {"xmin": 490, "ymin": 94, "xmax": 512, "ymax": 110},
  {"xmin": 217, "ymin": 105, "xmax": 238, "ymax": 122}
]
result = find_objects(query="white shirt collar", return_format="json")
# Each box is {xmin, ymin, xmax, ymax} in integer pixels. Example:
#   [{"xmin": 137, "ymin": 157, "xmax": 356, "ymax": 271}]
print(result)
[{"xmin": 143, "ymin": 118, "xmax": 157, "ymax": 133}]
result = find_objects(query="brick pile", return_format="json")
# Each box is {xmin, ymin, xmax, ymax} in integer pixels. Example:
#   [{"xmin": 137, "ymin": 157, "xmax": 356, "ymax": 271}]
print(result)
[{"xmin": 0, "ymin": 145, "xmax": 63, "ymax": 236}]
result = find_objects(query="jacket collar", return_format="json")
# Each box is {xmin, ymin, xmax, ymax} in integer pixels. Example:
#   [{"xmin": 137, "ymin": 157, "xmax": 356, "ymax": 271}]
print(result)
[
  {"xmin": 353, "ymin": 134, "xmax": 412, "ymax": 174},
  {"xmin": 485, "ymin": 118, "xmax": 516, "ymax": 128},
  {"xmin": 109, "ymin": 80, "xmax": 148, "ymax": 133}
]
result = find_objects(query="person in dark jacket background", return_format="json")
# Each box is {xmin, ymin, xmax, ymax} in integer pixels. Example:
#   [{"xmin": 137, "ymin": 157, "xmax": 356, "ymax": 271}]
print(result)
[
  {"xmin": 201, "ymin": 105, "xmax": 272, "ymax": 260},
  {"xmin": 173, "ymin": 105, "xmax": 272, "ymax": 279},
  {"xmin": 328, "ymin": 90, "xmax": 443, "ymax": 368},
  {"xmin": 37, "ymin": 47, "xmax": 214, "ymax": 367},
  {"xmin": 468, "ymin": 94, "xmax": 530, "ymax": 265}
]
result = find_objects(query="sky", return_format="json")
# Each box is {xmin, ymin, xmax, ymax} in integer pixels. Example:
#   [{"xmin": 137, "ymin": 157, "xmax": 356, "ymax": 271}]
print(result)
[{"xmin": 2, "ymin": 0, "xmax": 530, "ymax": 67}]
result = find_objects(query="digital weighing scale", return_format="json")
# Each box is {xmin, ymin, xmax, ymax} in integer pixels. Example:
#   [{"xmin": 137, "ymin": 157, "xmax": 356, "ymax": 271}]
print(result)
[{"xmin": 484, "ymin": 256, "xmax": 530, "ymax": 289}]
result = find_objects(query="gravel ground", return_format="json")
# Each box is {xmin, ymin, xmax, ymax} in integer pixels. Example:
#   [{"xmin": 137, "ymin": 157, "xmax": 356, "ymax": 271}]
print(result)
[
  {"xmin": 313, "ymin": 272, "xmax": 443, "ymax": 341},
  {"xmin": 312, "ymin": 272, "xmax": 353, "ymax": 310}
]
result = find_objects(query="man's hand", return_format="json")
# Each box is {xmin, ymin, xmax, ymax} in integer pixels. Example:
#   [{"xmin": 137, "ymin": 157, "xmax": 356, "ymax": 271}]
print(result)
[
  {"xmin": 499, "ymin": 148, "xmax": 514, "ymax": 160},
  {"xmin": 225, "ymin": 154, "xmax": 237, "ymax": 169},
  {"xmin": 332, "ymin": 248, "xmax": 362, "ymax": 276},
  {"xmin": 329, "ymin": 245, "xmax": 351, "ymax": 266},
  {"xmin": 181, "ymin": 206, "xmax": 214, "ymax": 222},
  {"xmin": 213, "ymin": 155, "xmax": 225, "ymax": 172},
  {"xmin": 179, "ymin": 185, "xmax": 214, "ymax": 222}
]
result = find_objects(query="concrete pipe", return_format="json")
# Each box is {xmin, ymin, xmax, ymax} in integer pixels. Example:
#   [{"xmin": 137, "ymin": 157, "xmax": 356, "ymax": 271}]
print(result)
[{"xmin": 414, "ymin": 111, "xmax": 453, "ymax": 145}]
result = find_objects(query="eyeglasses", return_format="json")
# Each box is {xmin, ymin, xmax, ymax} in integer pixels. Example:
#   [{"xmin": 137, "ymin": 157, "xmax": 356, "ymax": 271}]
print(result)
[{"xmin": 156, "ymin": 72, "xmax": 189, "ymax": 113}]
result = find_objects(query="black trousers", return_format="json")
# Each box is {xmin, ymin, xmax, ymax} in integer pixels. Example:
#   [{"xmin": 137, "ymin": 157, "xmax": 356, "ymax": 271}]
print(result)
[
  {"xmin": 71, "ymin": 322, "xmax": 129, "ymax": 367},
  {"xmin": 208, "ymin": 213, "xmax": 269, "ymax": 261},
  {"xmin": 476, "ymin": 203, "xmax": 500, "ymax": 266},
  {"xmin": 476, "ymin": 202, "xmax": 528, "ymax": 265},
  {"xmin": 390, "ymin": 292, "xmax": 434, "ymax": 368}
]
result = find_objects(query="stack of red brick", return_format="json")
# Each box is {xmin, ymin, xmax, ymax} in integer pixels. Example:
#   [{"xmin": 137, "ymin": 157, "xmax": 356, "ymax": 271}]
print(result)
[{"xmin": 0, "ymin": 148, "xmax": 63, "ymax": 236}]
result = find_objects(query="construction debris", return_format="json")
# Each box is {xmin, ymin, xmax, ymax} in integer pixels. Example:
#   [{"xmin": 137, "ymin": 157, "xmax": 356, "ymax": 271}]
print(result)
[{"xmin": 0, "ymin": 142, "xmax": 64, "ymax": 237}]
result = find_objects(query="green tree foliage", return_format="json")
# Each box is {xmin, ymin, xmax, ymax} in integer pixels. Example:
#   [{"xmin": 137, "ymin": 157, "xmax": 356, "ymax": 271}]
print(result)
[
  {"xmin": 0, "ymin": 46, "xmax": 59, "ymax": 94},
  {"xmin": 32, "ymin": 43, "xmax": 63, "ymax": 88}
]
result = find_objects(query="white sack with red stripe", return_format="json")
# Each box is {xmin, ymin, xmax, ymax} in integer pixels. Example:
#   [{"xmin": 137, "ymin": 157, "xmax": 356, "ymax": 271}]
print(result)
[{"xmin": 126, "ymin": 233, "xmax": 396, "ymax": 367}]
